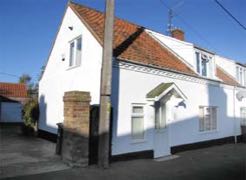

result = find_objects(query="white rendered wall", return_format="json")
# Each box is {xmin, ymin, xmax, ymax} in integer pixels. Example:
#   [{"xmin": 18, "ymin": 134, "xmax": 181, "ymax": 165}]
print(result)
[
  {"xmin": 39, "ymin": 7, "xmax": 102, "ymax": 134},
  {"xmin": 147, "ymin": 30, "xmax": 195, "ymax": 70},
  {"xmin": 111, "ymin": 64, "xmax": 242, "ymax": 155},
  {"xmin": 215, "ymin": 55, "xmax": 237, "ymax": 79}
]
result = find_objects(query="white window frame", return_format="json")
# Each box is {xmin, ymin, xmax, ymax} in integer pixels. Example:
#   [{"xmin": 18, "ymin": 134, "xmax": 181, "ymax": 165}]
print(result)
[
  {"xmin": 131, "ymin": 104, "xmax": 145, "ymax": 141},
  {"xmin": 199, "ymin": 106, "xmax": 218, "ymax": 132},
  {"xmin": 68, "ymin": 36, "xmax": 82, "ymax": 68},
  {"xmin": 236, "ymin": 65, "xmax": 246, "ymax": 86},
  {"xmin": 240, "ymin": 107, "xmax": 246, "ymax": 126},
  {"xmin": 195, "ymin": 51, "xmax": 214, "ymax": 78},
  {"xmin": 244, "ymin": 69, "xmax": 246, "ymax": 86}
]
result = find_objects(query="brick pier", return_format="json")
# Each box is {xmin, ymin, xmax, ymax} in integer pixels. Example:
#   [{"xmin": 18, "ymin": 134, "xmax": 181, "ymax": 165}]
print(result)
[{"xmin": 62, "ymin": 91, "xmax": 91, "ymax": 167}]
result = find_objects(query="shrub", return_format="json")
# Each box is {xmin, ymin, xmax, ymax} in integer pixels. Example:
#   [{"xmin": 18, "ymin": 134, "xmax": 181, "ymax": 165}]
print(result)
[{"xmin": 22, "ymin": 99, "xmax": 39, "ymax": 135}]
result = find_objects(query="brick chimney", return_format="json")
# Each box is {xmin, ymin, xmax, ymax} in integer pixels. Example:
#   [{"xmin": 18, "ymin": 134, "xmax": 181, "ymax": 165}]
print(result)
[{"xmin": 171, "ymin": 29, "xmax": 185, "ymax": 41}]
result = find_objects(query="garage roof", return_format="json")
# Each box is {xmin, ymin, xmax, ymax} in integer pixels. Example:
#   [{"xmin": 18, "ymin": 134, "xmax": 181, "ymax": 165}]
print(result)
[{"xmin": 0, "ymin": 82, "xmax": 27, "ymax": 98}]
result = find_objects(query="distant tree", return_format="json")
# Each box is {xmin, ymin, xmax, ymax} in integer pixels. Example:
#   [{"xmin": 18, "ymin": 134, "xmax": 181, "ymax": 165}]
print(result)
[
  {"xmin": 19, "ymin": 74, "xmax": 31, "ymax": 84},
  {"xmin": 19, "ymin": 74, "xmax": 35, "ymax": 97}
]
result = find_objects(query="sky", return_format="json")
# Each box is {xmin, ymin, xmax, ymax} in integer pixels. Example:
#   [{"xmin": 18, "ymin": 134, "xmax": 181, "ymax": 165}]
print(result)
[{"xmin": 0, "ymin": 0, "xmax": 245, "ymax": 83}]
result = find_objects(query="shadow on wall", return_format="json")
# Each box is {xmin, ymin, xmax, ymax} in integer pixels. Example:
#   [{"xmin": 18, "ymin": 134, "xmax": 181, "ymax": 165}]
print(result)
[
  {"xmin": 38, "ymin": 68, "xmax": 243, "ymax": 164},
  {"xmin": 38, "ymin": 23, "xmax": 244, "ymax": 165},
  {"xmin": 110, "ymin": 59, "xmax": 243, "ymax": 157},
  {"xmin": 38, "ymin": 95, "xmax": 58, "ymax": 141}
]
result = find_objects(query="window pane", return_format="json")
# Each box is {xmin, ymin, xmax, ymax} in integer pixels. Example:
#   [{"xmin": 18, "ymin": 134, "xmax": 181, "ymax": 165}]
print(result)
[
  {"xmin": 204, "ymin": 114, "xmax": 211, "ymax": 131},
  {"xmin": 132, "ymin": 106, "xmax": 143, "ymax": 114},
  {"xmin": 244, "ymin": 70, "xmax": 246, "ymax": 86},
  {"xmin": 199, "ymin": 107, "xmax": 204, "ymax": 131},
  {"xmin": 240, "ymin": 69, "xmax": 243, "ymax": 84},
  {"xmin": 199, "ymin": 107, "xmax": 217, "ymax": 132},
  {"xmin": 76, "ymin": 37, "xmax": 82, "ymax": 66},
  {"xmin": 196, "ymin": 52, "xmax": 200, "ymax": 74},
  {"xmin": 201, "ymin": 59, "xmax": 207, "ymax": 76},
  {"xmin": 236, "ymin": 67, "xmax": 240, "ymax": 81},
  {"xmin": 132, "ymin": 117, "xmax": 144, "ymax": 139},
  {"xmin": 69, "ymin": 42, "xmax": 75, "ymax": 66},
  {"xmin": 211, "ymin": 108, "xmax": 217, "ymax": 130}
]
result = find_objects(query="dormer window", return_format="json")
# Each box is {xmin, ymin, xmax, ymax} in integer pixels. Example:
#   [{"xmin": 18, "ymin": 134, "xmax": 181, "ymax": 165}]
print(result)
[
  {"xmin": 195, "ymin": 51, "xmax": 214, "ymax": 78},
  {"xmin": 236, "ymin": 66, "xmax": 246, "ymax": 86}
]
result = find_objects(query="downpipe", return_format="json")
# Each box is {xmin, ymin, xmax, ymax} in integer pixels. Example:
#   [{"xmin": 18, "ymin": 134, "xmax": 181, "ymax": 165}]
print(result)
[{"xmin": 233, "ymin": 86, "xmax": 237, "ymax": 144}]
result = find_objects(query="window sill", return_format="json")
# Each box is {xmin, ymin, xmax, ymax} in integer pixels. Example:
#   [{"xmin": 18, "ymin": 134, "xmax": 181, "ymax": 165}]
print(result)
[
  {"xmin": 131, "ymin": 139, "xmax": 146, "ymax": 144},
  {"xmin": 199, "ymin": 130, "xmax": 218, "ymax": 135},
  {"xmin": 66, "ymin": 65, "xmax": 80, "ymax": 71}
]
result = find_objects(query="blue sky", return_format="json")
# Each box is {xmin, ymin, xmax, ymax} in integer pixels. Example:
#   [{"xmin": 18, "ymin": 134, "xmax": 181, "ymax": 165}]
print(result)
[{"xmin": 0, "ymin": 0, "xmax": 245, "ymax": 83}]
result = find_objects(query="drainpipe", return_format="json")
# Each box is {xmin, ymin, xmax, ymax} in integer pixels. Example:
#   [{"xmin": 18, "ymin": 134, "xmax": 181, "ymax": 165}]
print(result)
[{"xmin": 233, "ymin": 86, "xmax": 237, "ymax": 144}]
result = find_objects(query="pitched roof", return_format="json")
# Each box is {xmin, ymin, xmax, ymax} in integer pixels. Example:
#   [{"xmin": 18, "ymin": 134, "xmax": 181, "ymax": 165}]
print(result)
[
  {"xmin": 146, "ymin": 83, "xmax": 174, "ymax": 99},
  {"xmin": 69, "ymin": 2, "xmax": 196, "ymax": 76},
  {"xmin": 0, "ymin": 82, "xmax": 28, "ymax": 98},
  {"xmin": 216, "ymin": 66, "xmax": 239, "ymax": 86}
]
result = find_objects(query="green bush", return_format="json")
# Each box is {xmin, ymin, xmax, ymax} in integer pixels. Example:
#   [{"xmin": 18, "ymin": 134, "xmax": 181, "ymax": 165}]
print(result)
[{"xmin": 23, "ymin": 99, "xmax": 39, "ymax": 131}]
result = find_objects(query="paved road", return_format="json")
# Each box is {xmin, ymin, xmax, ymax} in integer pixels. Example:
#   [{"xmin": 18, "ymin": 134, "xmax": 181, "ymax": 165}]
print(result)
[
  {"xmin": 1, "ymin": 125, "xmax": 245, "ymax": 180},
  {"xmin": 0, "ymin": 125, "xmax": 69, "ymax": 179}
]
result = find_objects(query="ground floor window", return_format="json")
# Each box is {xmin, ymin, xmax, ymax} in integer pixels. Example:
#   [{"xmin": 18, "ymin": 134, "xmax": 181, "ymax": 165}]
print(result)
[
  {"xmin": 241, "ymin": 107, "xmax": 246, "ymax": 126},
  {"xmin": 199, "ymin": 106, "xmax": 217, "ymax": 132},
  {"xmin": 131, "ymin": 104, "xmax": 144, "ymax": 139}
]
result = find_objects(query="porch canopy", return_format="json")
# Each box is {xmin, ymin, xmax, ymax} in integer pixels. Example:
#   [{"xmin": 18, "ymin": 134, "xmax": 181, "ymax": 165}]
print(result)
[
  {"xmin": 146, "ymin": 83, "xmax": 187, "ymax": 101},
  {"xmin": 236, "ymin": 90, "xmax": 246, "ymax": 101}
]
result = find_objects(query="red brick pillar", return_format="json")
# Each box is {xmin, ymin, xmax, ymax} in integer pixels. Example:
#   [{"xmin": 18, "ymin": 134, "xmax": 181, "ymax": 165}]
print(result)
[{"xmin": 62, "ymin": 91, "xmax": 91, "ymax": 167}]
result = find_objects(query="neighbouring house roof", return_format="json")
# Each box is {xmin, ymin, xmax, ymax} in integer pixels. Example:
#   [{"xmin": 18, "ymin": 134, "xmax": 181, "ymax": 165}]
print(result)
[
  {"xmin": 0, "ymin": 82, "xmax": 28, "ymax": 98},
  {"xmin": 236, "ymin": 62, "xmax": 246, "ymax": 67},
  {"xmin": 216, "ymin": 66, "xmax": 239, "ymax": 86},
  {"xmin": 69, "ymin": 2, "xmax": 196, "ymax": 76}
]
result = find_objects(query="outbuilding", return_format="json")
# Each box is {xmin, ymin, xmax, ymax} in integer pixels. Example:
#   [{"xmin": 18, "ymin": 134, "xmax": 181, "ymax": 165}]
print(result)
[{"xmin": 0, "ymin": 82, "xmax": 28, "ymax": 123}]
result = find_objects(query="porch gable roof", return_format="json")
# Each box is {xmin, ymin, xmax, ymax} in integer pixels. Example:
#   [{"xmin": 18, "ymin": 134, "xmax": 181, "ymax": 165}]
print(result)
[{"xmin": 146, "ymin": 83, "xmax": 187, "ymax": 101}]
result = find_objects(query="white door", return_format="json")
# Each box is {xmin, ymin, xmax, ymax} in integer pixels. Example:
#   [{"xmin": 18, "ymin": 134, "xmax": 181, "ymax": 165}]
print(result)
[
  {"xmin": 241, "ymin": 107, "xmax": 246, "ymax": 126},
  {"xmin": 154, "ymin": 100, "xmax": 171, "ymax": 158},
  {"xmin": 0, "ymin": 102, "xmax": 23, "ymax": 123}
]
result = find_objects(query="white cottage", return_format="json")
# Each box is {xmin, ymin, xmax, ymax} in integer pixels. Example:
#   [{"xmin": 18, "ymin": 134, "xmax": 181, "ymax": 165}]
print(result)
[{"xmin": 39, "ymin": 2, "xmax": 246, "ymax": 158}]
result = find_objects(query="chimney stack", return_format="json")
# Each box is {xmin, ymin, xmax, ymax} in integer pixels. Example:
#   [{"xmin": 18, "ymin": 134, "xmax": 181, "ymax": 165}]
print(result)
[{"xmin": 171, "ymin": 29, "xmax": 185, "ymax": 41}]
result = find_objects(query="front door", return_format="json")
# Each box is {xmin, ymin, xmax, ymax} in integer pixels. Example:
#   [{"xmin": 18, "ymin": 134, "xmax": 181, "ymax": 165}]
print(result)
[{"xmin": 153, "ymin": 99, "xmax": 171, "ymax": 158}]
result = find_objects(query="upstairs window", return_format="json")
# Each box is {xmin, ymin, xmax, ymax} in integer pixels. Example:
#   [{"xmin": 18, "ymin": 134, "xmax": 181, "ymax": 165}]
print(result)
[
  {"xmin": 69, "ymin": 36, "xmax": 82, "ymax": 67},
  {"xmin": 131, "ymin": 104, "xmax": 144, "ymax": 139},
  {"xmin": 199, "ymin": 106, "xmax": 217, "ymax": 132},
  {"xmin": 195, "ymin": 51, "xmax": 213, "ymax": 78},
  {"xmin": 236, "ymin": 66, "xmax": 246, "ymax": 86}
]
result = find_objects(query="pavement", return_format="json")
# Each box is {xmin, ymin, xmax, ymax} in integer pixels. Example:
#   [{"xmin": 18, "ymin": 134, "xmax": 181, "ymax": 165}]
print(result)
[
  {"xmin": 0, "ymin": 125, "xmax": 246, "ymax": 180},
  {"xmin": 0, "ymin": 125, "xmax": 69, "ymax": 179}
]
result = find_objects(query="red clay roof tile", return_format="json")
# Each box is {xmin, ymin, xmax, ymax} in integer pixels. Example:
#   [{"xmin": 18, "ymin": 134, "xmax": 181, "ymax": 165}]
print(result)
[
  {"xmin": 69, "ymin": 2, "xmax": 196, "ymax": 76},
  {"xmin": 0, "ymin": 82, "xmax": 28, "ymax": 98},
  {"xmin": 216, "ymin": 66, "xmax": 239, "ymax": 86}
]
